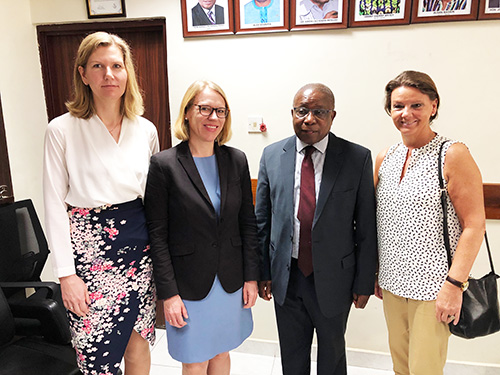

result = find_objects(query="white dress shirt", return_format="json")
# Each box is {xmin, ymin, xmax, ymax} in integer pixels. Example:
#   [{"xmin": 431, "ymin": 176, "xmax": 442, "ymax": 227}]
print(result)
[
  {"xmin": 292, "ymin": 134, "xmax": 329, "ymax": 259},
  {"xmin": 43, "ymin": 113, "xmax": 159, "ymax": 278}
]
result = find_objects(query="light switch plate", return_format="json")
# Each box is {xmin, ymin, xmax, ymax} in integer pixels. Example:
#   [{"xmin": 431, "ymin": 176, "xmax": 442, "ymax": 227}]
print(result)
[{"xmin": 248, "ymin": 116, "xmax": 262, "ymax": 133}]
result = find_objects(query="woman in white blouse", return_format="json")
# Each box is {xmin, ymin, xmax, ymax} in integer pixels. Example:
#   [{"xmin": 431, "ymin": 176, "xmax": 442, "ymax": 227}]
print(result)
[
  {"xmin": 374, "ymin": 71, "xmax": 485, "ymax": 375},
  {"xmin": 43, "ymin": 32, "xmax": 158, "ymax": 375}
]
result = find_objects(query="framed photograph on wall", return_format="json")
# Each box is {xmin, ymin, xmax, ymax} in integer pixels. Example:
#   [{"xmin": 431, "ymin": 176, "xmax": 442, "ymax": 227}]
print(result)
[
  {"xmin": 235, "ymin": 0, "xmax": 289, "ymax": 34},
  {"xmin": 86, "ymin": 0, "xmax": 126, "ymax": 18},
  {"xmin": 291, "ymin": 0, "xmax": 348, "ymax": 31},
  {"xmin": 411, "ymin": 0, "xmax": 479, "ymax": 22},
  {"xmin": 349, "ymin": 0, "xmax": 411, "ymax": 27},
  {"xmin": 181, "ymin": 0, "xmax": 234, "ymax": 37},
  {"xmin": 478, "ymin": 0, "xmax": 500, "ymax": 19}
]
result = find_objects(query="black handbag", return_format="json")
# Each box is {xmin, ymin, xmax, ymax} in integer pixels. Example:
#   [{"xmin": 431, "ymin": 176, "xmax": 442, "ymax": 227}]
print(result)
[{"xmin": 438, "ymin": 141, "xmax": 500, "ymax": 339}]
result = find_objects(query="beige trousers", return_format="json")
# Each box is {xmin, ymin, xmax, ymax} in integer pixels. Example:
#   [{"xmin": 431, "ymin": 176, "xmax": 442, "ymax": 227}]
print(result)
[{"xmin": 382, "ymin": 289, "xmax": 451, "ymax": 375}]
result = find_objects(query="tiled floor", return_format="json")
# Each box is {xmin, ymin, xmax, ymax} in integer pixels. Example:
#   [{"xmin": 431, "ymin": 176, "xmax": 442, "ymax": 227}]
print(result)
[{"xmin": 145, "ymin": 329, "xmax": 392, "ymax": 375}]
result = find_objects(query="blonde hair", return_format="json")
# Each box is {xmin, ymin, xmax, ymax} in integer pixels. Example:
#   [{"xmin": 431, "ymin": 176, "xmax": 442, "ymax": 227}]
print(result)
[
  {"xmin": 66, "ymin": 31, "xmax": 144, "ymax": 119},
  {"xmin": 174, "ymin": 80, "xmax": 232, "ymax": 145}
]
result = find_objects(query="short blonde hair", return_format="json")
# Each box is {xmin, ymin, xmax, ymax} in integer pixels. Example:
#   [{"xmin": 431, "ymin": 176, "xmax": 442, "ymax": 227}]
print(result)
[
  {"xmin": 66, "ymin": 31, "xmax": 144, "ymax": 119},
  {"xmin": 174, "ymin": 80, "xmax": 232, "ymax": 145}
]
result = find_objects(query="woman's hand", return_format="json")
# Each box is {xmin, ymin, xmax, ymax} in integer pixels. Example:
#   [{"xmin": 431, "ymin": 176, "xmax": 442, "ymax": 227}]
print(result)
[
  {"xmin": 60, "ymin": 274, "xmax": 90, "ymax": 317},
  {"xmin": 436, "ymin": 281, "xmax": 463, "ymax": 325},
  {"xmin": 243, "ymin": 281, "xmax": 258, "ymax": 308},
  {"xmin": 164, "ymin": 295, "xmax": 188, "ymax": 328}
]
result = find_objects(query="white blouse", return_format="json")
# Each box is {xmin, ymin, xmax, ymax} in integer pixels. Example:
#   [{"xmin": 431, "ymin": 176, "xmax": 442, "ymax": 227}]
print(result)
[
  {"xmin": 43, "ymin": 113, "xmax": 159, "ymax": 278},
  {"xmin": 376, "ymin": 134, "xmax": 462, "ymax": 301}
]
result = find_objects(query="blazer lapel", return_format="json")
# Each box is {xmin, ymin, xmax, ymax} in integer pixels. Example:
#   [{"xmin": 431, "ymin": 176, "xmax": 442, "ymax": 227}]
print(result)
[
  {"xmin": 177, "ymin": 141, "xmax": 213, "ymax": 208},
  {"xmin": 281, "ymin": 137, "xmax": 296, "ymax": 217},
  {"xmin": 314, "ymin": 133, "xmax": 344, "ymax": 226},
  {"xmin": 215, "ymin": 143, "xmax": 228, "ymax": 216}
]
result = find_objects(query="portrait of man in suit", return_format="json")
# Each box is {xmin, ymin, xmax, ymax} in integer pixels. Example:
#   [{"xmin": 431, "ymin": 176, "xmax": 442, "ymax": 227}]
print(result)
[
  {"xmin": 256, "ymin": 83, "xmax": 377, "ymax": 375},
  {"xmin": 192, "ymin": 0, "xmax": 225, "ymax": 26}
]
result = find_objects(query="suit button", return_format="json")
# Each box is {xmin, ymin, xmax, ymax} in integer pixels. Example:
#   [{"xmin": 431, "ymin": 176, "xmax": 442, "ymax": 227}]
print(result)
[{"xmin": 212, "ymin": 242, "xmax": 217, "ymax": 248}]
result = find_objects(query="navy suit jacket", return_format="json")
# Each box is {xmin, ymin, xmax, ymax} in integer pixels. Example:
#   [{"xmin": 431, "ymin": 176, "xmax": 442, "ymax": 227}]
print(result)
[
  {"xmin": 145, "ymin": 141, "xmax": 260, "ymax": 301},
  {"xmin": 192, "ymin": 3, "xmax": 225, "ymax": 26},
  {"xmin": 255, "ymin": 133, "xmax": 377, "ymax": 318}
]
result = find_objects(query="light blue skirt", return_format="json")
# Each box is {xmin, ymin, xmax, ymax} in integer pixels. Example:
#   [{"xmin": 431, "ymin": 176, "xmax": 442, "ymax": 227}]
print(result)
[{"xmin": 165, "ymin": 276, "xmax": 253, "ymax": 363}]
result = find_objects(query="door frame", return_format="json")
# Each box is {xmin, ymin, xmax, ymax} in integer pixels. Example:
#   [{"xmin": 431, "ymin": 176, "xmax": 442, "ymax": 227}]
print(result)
[{"xmin": 0, "ymin": 94, "xmax": 14, "ymax": 205}]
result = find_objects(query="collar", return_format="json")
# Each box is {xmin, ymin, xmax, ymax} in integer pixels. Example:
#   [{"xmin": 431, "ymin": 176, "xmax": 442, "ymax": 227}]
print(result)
[
  {"xmin": 296, "ymin": 133, "xmax": 329, "ymax": 154},
  {"xmin": 201, "ymin": 5, "xmax": 214, "ymax": 15}
]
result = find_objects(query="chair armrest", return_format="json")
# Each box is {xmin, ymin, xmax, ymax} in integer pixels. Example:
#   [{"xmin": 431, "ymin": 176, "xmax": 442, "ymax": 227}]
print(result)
[
  {"xmin": 0, "ymin": 281, "xmax": 59, "ymax": 299},
  {"xmin": 10, "ymin": 297, "xmax": 71, "ymax": 344}
]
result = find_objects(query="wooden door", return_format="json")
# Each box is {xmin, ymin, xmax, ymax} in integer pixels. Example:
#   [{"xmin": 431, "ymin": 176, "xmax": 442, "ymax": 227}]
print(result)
[
  {"xmin": 0, "ymin": 94, "xmax": 14, "ymax": 206},
  {"xmin": 37, "ymin": 18, "xmax": 171, "ymax": 150}
]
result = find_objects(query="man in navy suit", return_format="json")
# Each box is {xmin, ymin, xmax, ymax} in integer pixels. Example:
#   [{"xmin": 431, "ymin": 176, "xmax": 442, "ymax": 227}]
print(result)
[
  {"xmin": 256, "ymin": 83, "xmax": 377, "ymax": 375},
  {"xmin": 192, "ymin": 0, "xmax": 225, "ymax": 26}
]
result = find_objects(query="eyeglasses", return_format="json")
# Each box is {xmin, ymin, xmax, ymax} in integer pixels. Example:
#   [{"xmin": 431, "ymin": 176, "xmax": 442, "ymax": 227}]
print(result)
[
  {"xmin": 194, "ymin": 104, "xmax": 229, "ymax": 118},
  {"xmin": 293, "ymin": 107, "xmax": 334, "ymax": 120}
]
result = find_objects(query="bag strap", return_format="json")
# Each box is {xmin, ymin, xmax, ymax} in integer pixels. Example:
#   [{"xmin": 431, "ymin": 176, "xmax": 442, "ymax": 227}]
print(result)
[
  {"xmin": 438, "ymin": 141, "xmax": 495, "ymax": 274},
  {"xmin": 484, "ymin": 232, "xmax": 496, "ymax": 275},
  {"xmin": 438, "ymin": 141, "xmax": 453, "ymax": 269}
]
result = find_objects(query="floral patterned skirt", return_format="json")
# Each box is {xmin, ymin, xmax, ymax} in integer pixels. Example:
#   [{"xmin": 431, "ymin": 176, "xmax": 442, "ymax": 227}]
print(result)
[{"xmin": 68, "ymin": 198, "xmax": 156, "ymax": 375}]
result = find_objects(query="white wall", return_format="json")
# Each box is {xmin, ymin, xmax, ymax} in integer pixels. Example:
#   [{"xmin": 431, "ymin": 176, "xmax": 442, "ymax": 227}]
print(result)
[{"xmin": 1, "ymin": 0, "xmax": 498, "ymax": 365}]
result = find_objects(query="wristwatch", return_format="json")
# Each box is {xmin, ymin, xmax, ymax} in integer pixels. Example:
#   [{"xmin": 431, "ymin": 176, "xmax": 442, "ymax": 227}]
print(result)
[{"xmin": 446, "ymin": 275, "xmax": 469, "ymax": 292}]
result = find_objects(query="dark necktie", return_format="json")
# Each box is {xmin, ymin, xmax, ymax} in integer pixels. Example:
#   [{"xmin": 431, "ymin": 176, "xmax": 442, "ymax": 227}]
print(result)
[
  {"xmin": 297, "ymin": 146, "xmax": 316, "ymax": 277},
  {"xmin": 208, "ymin": 10, "xmax": 215, "ymax": 24}
]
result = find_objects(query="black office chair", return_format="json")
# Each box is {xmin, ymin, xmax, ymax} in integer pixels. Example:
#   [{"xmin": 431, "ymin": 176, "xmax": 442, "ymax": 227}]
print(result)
[
  {"xmin": 0, "ymin": 286, "xmax": 82, "ymax": 375},
  {"xmin": 0, "ymin": 199, "xmax": 71, "ymax": 344}
]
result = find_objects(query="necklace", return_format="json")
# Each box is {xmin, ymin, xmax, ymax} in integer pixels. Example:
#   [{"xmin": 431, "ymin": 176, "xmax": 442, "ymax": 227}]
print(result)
[{"xmin": 107, "ymin": 121, "xmax": 122, "ymax": 134}]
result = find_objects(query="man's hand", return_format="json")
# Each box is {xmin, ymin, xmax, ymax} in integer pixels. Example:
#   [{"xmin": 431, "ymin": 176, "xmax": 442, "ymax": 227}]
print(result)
[
  {"xmin": 353, "ymin": 294, "xmax": 370, "ymax": 309},
  {"xmin": 258, "ymin": 280, "xmax": 272, "ymax": 301}
]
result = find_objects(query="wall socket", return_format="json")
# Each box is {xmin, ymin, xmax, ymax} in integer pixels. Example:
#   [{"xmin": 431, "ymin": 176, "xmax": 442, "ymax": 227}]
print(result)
[{"xmin": 248, "ymin": 116, "xmax": 262, "ymax": 133}]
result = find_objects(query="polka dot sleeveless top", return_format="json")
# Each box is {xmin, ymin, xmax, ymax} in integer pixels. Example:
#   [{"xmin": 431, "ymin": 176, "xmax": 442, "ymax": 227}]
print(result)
[{"xmin": 376, "ymin": 134, "xmax": 462, "ymax": 301}]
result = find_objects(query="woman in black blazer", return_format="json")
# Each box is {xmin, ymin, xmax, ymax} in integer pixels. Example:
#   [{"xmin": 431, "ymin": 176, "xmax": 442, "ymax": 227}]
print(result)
[{"xmin": 144, "ymin": 80, "xmax": 260, "ymax": 374}]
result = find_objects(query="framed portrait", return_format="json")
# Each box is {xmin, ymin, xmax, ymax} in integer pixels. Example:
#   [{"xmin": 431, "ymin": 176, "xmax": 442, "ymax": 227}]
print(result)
[
  {"xmin": 349, "ymin": 0, "xmax": 411, "ymax": 27},
  {"xmin": 411, "ymin": 0, "xmax": 479, "ymax": 22},
  {"xmin": 291, "ymin": 0, "xmax": 349, "ymax": 31},
  {"xmin": 86, "ymin": 0, "xmax": 126, "ymax": 18},
  {"xmin": 235, "ymin": 0, "xmax": 289, "ymax": 34},
  {"xmin": 181, "ymin": 0, "xmax": 234, "ymax": 37},
  {"xmin": 478, "ymin": 0, "xmax": 500, "ymax": 19}
]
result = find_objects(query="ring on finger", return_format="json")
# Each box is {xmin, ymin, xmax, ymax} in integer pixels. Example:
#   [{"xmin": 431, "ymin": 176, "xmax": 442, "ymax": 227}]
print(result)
[{"xmin": 448, "ymin": 315, "xmax": 455, "ymax": 320}]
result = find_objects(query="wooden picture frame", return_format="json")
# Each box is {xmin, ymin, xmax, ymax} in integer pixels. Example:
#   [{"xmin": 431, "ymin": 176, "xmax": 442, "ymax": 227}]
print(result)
[
  {"xmin": 478, "ymin": 0, "xmax": 500, "ymax": 19},
  {"xmin": 181, "ymin": 0, "xmax": 234, "ymax": 37},
  {"xmin": 411, "ymin": 0, "xmax": 479, "ymax": 22},
  {"xmin": 349, "ymin": 0, "xmax": 411, "ymax": 27},
  {"xmin": 291, "ymin": 0, "xmax": 349, "ymax": 31},
  {"xmin": 86, "ymin": 0, "xmax": 126, "ymax": 18},
  {"xmin": 235, "ymin": 0, "xmax": 289, "ymax": 34}
]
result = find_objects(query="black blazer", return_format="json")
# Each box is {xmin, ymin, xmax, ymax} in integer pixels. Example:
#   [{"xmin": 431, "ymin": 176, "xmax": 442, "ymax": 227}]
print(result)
[
  {"xmin": 192, "ymin": 3, "xmax": 225, "ymax": 26},
  {"xmin": 145, "ymin": 141, "xmax": 260, "ymax": 301}
]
